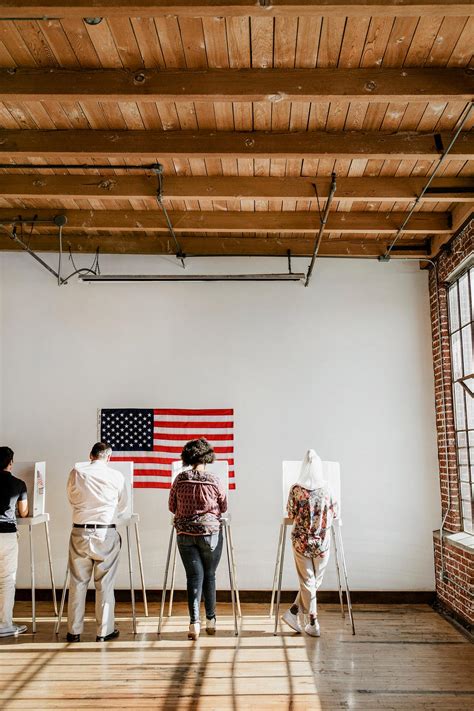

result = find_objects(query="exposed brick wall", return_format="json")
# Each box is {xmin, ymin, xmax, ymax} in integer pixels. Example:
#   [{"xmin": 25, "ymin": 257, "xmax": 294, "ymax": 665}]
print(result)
[
  {"xmin": 430, "ymin": 219, "xmax": 474, "ymax": 627},
  {"xmin": 433, "ymin": 533, "xmax": 473, "ymax": 627}
]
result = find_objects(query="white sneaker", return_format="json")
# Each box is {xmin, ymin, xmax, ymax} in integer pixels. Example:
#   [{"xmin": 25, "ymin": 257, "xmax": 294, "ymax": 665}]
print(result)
[
  {"xmin": 188, "ymin": 622, "xmax": 200, "ymax": 640},
  {"xmin": 0, "ymin": 624, "xmax": 27, "ymax": 638},
  {"xmin": 281, "ymin": 609, "xmax": 302, "ymax": 633},
  {"xmin": 206, "ymin": 617, "xmax": 216, "ymax": 635},
  {"xmin": 304, "ymin": 620, "xmax": 320, "ymax": 637}
]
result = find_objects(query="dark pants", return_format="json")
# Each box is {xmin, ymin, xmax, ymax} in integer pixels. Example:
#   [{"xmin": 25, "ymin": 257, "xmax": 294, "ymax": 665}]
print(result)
[{"xmin": 177, "ymin": 530, "xmax": 223, "ymax": 624}]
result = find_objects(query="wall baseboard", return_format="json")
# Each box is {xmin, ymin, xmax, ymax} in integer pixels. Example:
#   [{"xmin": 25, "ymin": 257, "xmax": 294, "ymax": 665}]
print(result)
[{"xmin": 16, "ymin": 589, "xmax": 436, "ymax": 605}]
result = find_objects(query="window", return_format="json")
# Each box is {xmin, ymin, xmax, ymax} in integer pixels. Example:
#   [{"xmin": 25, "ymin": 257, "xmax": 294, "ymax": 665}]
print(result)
[{"xmin": 448, "ymin": 265, "xmax": 474, "ymax": 534}]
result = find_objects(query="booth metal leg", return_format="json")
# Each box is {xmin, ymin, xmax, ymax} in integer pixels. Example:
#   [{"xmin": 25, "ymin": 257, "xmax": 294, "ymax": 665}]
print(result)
[
  {"xmin": 157, "ymin": 527, "xmax": 175, "ymax": 635},
  {"xmin": 28, "ymin": 524, "xmax": 36, "ymax": 633},
  {"xmin": 273, "ymin": 524, "xmax": 287, "ymax": 636},
  {"xmin": 168, "ymin": 536, "xmax": 178, "ymax": 617},
  {"xmin": 331, "ymin": 526, "xmax": 345, "ymax": 619},
  {"xmin": 134, "ymin": 521, "xmax": 148, "ymax": 617},
  {"xmin": 44, "ymin": 520, "xmax": 58, "ymax": 616},
  {"xmin": 336, "ymin": 526, "xmax": 355, "ymax": 635},
  {"xmin": 270, "ymin": 524, "xmax": 284, "ymax": 617},
  {"xmin": 226, "ymin": 524, "xmax": 241, "ymax": 618},
  {"xmin": 55, "ymin": 565, "xmax": 69, "ymax": 635},
  {"xmin": 223, "ymin": 524, "xmax": 239, "ymax": 636},
  {"xmin": 126, "ymin": 526, "xmax": 137, "ymax": 634}
]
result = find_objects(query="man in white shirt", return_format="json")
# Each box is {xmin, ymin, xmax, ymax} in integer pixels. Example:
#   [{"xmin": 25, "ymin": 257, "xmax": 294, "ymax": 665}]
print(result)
[{"xmin": 66, "ymin": 442, "xmax": 128, "ymax": 643}]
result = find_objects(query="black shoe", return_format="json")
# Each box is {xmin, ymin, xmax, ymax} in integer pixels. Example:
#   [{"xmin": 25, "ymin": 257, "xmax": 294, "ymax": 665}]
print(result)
[
  {"xmin": 66, "ymin": 632, "xmax": 81, "ymax": 642},
  {"xmin": 96, "ymin": 629, "xmax": 120, "ymax": 642}
]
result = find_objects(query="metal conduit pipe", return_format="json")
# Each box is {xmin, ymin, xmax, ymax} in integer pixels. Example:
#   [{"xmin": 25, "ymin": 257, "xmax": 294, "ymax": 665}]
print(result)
[
  {"xmin": 304, "ymin": 172, "xmax": 337, "ymax": 287},
  {"xmin": 0, "ymin": 163, "xmax": 161, "ymax": 171},
  {"xmin": 384, "ymin": 101, "xmax": 474, "ymax": 259}
]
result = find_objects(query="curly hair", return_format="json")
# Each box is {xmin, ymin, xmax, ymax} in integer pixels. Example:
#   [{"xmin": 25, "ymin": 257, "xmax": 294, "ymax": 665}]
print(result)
[{"xmin": 181, "ymin": 438, "xmax": 215, "ymax": 466}]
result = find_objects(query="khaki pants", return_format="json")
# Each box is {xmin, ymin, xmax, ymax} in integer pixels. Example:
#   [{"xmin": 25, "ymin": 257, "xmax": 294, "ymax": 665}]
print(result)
[
  {"xmin": 0, "ymin": 532, "xmax": 18, "ymax": 630},
  {"xmin": 292, "ymin": 546, "xmax": 329, "ymax": 617},
  {"xmin": 67, "ymin": 527, "xmax": 121, "ymax": 638}
]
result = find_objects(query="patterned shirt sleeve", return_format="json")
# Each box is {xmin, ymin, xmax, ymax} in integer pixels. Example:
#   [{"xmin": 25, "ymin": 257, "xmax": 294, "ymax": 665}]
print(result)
[
  {"xmin": 330, "ymin": 494, "xmax": 339, "ymax": 519},
  {"xmin": 287, "ymin": 485, "xmax": 297, "ymax": 519},
  {"xmin": 168, "ymin": 482, "xmax": 177, "ymax": 514},
  {"xmin": 217, "ymin": 480, "xmax": 228, "ymax": 514}
]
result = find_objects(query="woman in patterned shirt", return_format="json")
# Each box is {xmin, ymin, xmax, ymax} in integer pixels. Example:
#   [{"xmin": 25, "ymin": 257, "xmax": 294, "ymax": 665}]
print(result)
[
  {"xmin": 168, "ymin": 438, "xmax": 227, "ymax": 640},
  {"xmin": 282, "ymin": 450, "xmax": 338, "ymax": 637}
]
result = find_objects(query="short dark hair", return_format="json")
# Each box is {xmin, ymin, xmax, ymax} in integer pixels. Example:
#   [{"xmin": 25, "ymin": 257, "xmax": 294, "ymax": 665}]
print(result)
[
  {"xmin": 0, "ymin": 446, "xmax": 14, "ymax": 470},
  {"xmin": 90, "ymin": 442, "xmax": 112, "ymax": 459},
  {"xmin": 181, "ymin": 438, "xmax": 215, "ymax": 466}
]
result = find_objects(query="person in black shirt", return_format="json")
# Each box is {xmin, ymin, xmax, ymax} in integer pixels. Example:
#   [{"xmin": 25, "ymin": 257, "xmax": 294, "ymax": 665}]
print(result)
[{"xmin": 0, "ymin": 446, "xmax": 28, "ymax": 637}]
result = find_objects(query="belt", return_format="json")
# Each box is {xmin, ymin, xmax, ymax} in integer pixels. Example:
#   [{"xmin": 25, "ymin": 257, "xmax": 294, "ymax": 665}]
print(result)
[{"xmin": 73, "ymin": 523, "xmax": 116, "ymax": 529}]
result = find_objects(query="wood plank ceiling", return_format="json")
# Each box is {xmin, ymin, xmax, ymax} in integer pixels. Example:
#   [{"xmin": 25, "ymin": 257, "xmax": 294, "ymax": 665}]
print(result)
[{"xmin": 0, "ymin": 1, "xmax": 472, "ymax": 261}]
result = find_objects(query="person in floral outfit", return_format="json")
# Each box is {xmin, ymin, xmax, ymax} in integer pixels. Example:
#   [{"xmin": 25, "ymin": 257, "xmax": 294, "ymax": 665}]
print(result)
[{"xmin": 282, "ymin": 450, "xmax": 338, "ymax": 637}]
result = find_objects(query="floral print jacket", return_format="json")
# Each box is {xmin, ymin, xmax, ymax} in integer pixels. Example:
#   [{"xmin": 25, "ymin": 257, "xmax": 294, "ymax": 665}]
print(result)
[{"xmin": 287, "ymin": 484, "xmax": 338, "ymax": 558}]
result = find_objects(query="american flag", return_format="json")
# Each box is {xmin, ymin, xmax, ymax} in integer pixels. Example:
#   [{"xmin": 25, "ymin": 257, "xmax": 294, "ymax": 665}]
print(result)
[{"xmin": 100, "ymin": 408, "xmax": 235, "ymax": 489}]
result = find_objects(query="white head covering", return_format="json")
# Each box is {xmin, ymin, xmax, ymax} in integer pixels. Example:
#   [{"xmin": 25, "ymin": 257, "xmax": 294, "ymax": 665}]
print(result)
[{"xmin": 296, "ymin": 449, "xmax": 326, "ymax": 490}]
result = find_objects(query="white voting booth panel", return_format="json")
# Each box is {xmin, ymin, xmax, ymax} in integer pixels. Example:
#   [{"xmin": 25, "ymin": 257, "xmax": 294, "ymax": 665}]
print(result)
[
  {"xmin": 281, "ymin": 460, "xmax": 341, "ymax": 517},
  {"xmin": 74, "ymin": 460, "xmax": 134, "ymax": 521},
  {"xmin": 13, "ymin": 461, "xmax": 46, "ymax": 517},
  {"xmin": 12, "ymin": 462, "xmax": 56, "ymax": 632}
]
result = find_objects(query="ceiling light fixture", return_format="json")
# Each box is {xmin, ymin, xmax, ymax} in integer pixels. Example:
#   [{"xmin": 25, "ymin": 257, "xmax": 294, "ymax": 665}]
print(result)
[{"xmin": 79, "ymin": 273, "xmax": 306, "ymax": 284}]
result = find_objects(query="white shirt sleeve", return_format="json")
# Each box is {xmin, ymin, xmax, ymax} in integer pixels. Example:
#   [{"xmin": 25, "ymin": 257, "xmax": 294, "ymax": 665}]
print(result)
[{"xmin": 66, "ymin": 468, "xmax": 78, "ymax": 505}]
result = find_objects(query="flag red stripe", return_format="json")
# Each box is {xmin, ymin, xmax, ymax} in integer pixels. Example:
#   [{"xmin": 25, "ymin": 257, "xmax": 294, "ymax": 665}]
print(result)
[
  {"xmin": 154, "ymin": 433, "xmax": 233, "ymax": 441},
  {"xmin": 154, "ymin": 445, "xmax": 233, "ymax": 454},
  {"xmin": 154, "ymin": 421, "xmax": 234, "ymax": 429},
  {"xmin": 154, "ymin": 408, "xmax": 233, "ymax": 416},
  {"xmin": 134, "ymin": 481, "xmax": 170, "ymax": 489},
  {"xmin": 112, "ymin": 455, "xmax": 235, "ymax": 467},
  {"xmin": 111, "ymin": 456, "xmax": 170, "ymax": 464},
  {"xmin": 134, "ymin": 469, "xmax": 169, "ymax": 476}
]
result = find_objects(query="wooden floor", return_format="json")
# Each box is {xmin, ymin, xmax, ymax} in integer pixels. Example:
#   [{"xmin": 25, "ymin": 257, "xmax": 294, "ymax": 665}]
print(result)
[{"xmin": 0, "ymin": 602, "xmax": 473, "ymax": 710}]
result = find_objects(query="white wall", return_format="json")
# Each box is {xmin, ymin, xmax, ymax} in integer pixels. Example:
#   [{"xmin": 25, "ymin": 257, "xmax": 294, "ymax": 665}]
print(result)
[{"xmin": 0, "ymin": 252, "xmax": 440, "ymax": 590}]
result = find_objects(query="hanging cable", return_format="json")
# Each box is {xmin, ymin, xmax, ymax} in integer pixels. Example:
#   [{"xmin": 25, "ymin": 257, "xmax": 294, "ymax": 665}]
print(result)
[
  {"xmin": 153, "ymin": 164, "xmax": 186, "ymax": 269},
  {"xmin": 62, "ymin": 246, "xmax": 101, "ymax": 284},
  {"xmin": 384, "ymin": 101, "xmax": 474, "ymax": 259}
]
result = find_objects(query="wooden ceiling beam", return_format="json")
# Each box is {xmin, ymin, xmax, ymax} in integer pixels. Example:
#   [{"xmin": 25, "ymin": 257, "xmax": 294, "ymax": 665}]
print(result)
[
  {"xmin": 0, "ymin": 174, "xmax": 472, "ymax": 203},
  {"xmin": 2, "ymin": 68, "xmax": 472, "ymax": 103},
  {"xmin": 0, "ymin": 209, "xmax": 452, "ymax": 233},
  {"xmin": 1, "ymin": 130, "xmax": 472, "ymax": 160},
  {"xmin": 2, "ymin": 1, "xmax": 473, "ymax": 18},
  {"xmin": 451, "ymin": 202, "xmax": 474, "ymax": 233},
  {"xmin": 0, "ymin": 234, "xmax": 429, "ymax": 258}
]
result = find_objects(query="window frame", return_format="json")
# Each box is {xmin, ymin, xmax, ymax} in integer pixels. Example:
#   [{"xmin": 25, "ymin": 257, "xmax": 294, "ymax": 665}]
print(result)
[{"xmin": 446, "ymin": 258, "xmax": 474, "ymax": 534}]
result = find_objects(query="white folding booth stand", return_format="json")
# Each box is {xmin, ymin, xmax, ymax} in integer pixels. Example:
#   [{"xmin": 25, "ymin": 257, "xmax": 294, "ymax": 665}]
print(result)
[
  {"xmin": 157, "ymin": 460, "xmax": 241, "ymax": 636},
  {"xmin": 55, "ymin": 461, "xmax": 148, "ymax": 636},
  {"xmin": 13, "ymin": 461, "xmax": 57, "ymax": 633},
  {"xmin": 270, "ymin": 460, "xmax": 355, "ymax": 635}
]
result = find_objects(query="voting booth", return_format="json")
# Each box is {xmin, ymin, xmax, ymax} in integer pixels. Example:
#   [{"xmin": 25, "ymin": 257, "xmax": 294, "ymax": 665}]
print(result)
[
  {"xmin": 270, "ymin": 459, "xmax": 355, "ymax": 635},
  {"xmin": 157, "ymin": 461, "xmax": 240, "ymax": 637},
  {"xmin": 13, "ymin": 462, "xmax": 57, "ymax": 633},
  {"xmin": 55, "ymin": 460, "xmax": 148, "ymax": 636}
]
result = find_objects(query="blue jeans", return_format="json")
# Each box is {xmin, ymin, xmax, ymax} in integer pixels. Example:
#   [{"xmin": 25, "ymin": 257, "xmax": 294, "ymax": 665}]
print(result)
[{"xmin": 177, "ymin": 531, "xmax": 223, "ymax": 624}]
